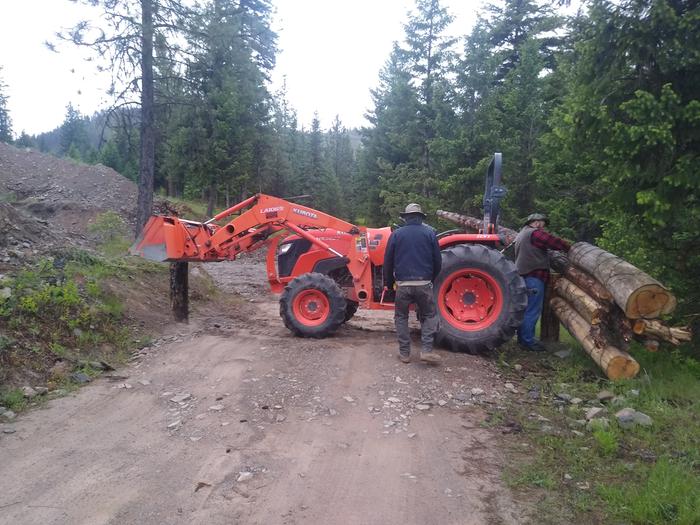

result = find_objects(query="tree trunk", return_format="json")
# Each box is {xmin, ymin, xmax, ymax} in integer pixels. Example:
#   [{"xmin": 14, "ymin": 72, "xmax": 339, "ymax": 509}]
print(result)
[
  {"xmin": 207, "ymin": 184, "xmax": 216, "ymax": 217},
  {"xmin": 551, "ymin": 297, "xmax": 640, "ymax": 379},
  {"xmin": 170, "ymin": 262, "xmax": 189, "ymax": 323},
  {"xmin": 553, "ymin": 277, "xmax": 607, "ymax": 325},
  {"xmin": 632, "ymin": 319, "xmax": 692, "ymax": 346},
  {"xmin": 167, "ymin": 174, "xmax": 176, "ymax": 198},
  {"xmin": 135, "ymin": 0, "xmax": 155, "ymax": 238},
  {"xmin": 435, "ymin": 210, "xmax": 518, "ymax": 244},
  {"xmin": 568, "ymin": 242, "xmax": 676, "ymax": 318},
  {"xmin": 540, "ymin": 276, "xmax": 560, "ymax": 342}
]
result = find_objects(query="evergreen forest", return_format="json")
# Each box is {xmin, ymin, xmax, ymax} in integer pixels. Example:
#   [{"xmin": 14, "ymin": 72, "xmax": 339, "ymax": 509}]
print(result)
[{"xmin": 1, "ymin": 0, "xmax": 698, "ymax": 320}]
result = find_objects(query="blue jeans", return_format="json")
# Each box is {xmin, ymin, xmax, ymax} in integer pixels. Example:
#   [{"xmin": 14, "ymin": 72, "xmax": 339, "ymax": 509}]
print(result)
[{"xmin": 518, "ymin": 276, "xmax": 545, "ymax": 347}]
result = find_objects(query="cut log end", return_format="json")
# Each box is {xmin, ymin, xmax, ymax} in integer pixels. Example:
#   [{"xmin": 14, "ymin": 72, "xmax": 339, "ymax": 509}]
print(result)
[
  {"xmin": 632, "ymin": 318, "xmax": 692, "ymax": 346},
  {"xmin": 627, "ymin": 285, "xmax": 678, "ymax": 319},
  {"xmin": 606, "ymin": 355, "xmax": 641, "ymax": 380}
]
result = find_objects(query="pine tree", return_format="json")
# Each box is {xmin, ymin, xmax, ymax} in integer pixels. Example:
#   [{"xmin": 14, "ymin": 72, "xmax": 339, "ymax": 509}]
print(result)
[
  {"xmin": 361, "ymin": 45, "xmax": 421, "ymax": 223},
  {"xmin": 58, "ymin": 0, "xmax": 194, "ymax": 234},
  {"xmin": 361, "ymin": 0, "xmax": 457, "ymax": 223},
  {"xmin": 449, "ymin": 0, "xmax": 562, "ymax": 222},
  {"xmin": 0, "ymin": 69, "xmax": 12, "ymax": 143},
  {"xmin": 173, "ymin": 0, "xmax": 276, "ymax": 215},
  {"xmin": 263, "ymin": 80, "xmax": 297, "ymax": 198},
  {"xmin": 400, "ymin": 0, "xmax": 457, "ymax": 172},
  {"xmin": 327, "ymin": 115, "xmax": 356, "ymax": 219},
  {"xmin": 59, "ymin": 103, "xmax": 90, "ymax": 159},
  {"xmin": 534, "ymin": 0, "xmax": 700, "ymax": 314},
  {"xmin": 15, "ymin": 132, "xmax": 36, "ymax": 149}
]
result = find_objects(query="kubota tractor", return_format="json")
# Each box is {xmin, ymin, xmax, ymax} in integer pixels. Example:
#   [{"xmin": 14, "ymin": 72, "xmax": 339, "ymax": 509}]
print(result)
[{"xmin": 131, "ymin": 153, "xmax": 527, "ymax": 352}]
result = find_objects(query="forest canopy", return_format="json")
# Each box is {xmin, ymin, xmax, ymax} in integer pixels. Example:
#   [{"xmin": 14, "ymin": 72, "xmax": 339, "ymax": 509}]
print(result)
[{"xmin": 3, "ymin": 0, "xmax": 699, "ymax": 318}]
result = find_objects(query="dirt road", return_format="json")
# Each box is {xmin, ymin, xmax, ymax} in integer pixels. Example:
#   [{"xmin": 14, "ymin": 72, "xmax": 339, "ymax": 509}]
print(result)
[{"xmin": 0, "ymin": 258, "xmax": 524, "ymax": 525}]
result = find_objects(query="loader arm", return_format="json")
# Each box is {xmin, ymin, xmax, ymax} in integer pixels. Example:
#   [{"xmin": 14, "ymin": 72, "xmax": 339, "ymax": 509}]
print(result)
[{"xmin": 130, "ymin": 194, "xmax": 361, "ymax": 263}]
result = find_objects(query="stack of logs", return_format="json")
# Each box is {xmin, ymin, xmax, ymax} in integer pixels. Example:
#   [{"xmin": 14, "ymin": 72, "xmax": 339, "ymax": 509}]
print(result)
[
  {"xmin": 437, "ymin": 210, "xmax": 692, "ymax": 380},
  {"xmin": 548, "ymin": 243, "xmax": 690, "ymax": 379}
]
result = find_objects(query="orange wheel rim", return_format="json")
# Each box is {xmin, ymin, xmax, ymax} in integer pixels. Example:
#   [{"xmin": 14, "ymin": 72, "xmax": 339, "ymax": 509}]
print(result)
[
  {"xmin": 438, "ymin": 269, "xmax": 503, "ymax": 331},
  {"xmin": 292, "ymin": 290, "xmax": 330, "ymax": 326}
]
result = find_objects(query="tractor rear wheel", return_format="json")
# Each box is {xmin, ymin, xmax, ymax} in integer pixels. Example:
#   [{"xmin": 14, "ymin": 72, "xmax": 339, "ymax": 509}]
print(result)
[
  {"xmin": 434, "ymin": 244, "xmax": 527, "ymax": 353},
  {"xmin": 280, "ymin": 273, "xmax": 346, "ymax": 338}
]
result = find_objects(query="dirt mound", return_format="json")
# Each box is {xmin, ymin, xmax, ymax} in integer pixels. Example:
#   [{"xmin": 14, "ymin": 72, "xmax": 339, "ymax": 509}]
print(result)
[{"xmin": 0, "ymin": 143, "xmax": 139, "ymax": 269}]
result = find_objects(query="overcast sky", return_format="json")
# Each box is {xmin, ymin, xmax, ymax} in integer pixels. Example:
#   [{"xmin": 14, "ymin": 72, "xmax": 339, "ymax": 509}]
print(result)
[{"xmin": 0, "ymin": 0, "xmax": 481, "ymax": 136}]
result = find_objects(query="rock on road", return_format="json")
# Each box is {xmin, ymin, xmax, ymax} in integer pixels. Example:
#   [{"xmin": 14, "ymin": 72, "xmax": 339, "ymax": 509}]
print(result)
[{"xmin": 0, "ymin": 258, "xmax": 523, "ymax": 525}]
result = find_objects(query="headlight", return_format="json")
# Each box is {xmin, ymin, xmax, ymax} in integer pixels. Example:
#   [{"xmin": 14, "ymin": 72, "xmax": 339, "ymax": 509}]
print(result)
[{"xmin": 279, "ymin": 243, "xmax": 292, "ymax": 255}]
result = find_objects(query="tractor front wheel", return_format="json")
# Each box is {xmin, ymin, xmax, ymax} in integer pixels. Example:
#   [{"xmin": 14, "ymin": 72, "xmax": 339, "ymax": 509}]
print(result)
[
  {"xmin": 434, "ymin": 244, "xmax": 527, "ymax": 353},
  {"xmin": 344, "ymin": 300, "xmax": 359, "ymax": 323},
  {"xmin": 280, "ymin": 273, "xmax": 347, "ymax": 338}
]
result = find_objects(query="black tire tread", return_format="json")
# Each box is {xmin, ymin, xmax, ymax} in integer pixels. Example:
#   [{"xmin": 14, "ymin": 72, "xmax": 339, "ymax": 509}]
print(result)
[
  {"xmin": 435, "ymin": 244, "xmax": 527, "ymax": 354},
  {"xmin": 344, "ymin": 300, "xmax": 359, "ymax": 323},
  {"xmin": 279, "ymin": 273, "xmax": 347, "ymax": 338}
]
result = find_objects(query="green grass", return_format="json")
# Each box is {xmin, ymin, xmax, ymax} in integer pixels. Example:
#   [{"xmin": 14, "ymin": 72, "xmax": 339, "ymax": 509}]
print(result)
[
  {"xmin": 0, "ymin": 388, "xmax": 26, "ymax": 411},
  {"xmin": 509, "ymin": 462, "xmax": 557, "ymax": 490},
  {"xmin": 0, "ymin": 192, "xmax": 17, "ymax": 203},
  {"xmin": 0, "ymin": 204, "xmax": 219, "ymax": 411},
  {"xmin": 499, "ymin": 340, "xmax": 700, "ymax": 524},
  {"xmin": 592, "ymin": 429, "xmax": 619, "ymax": 456},
  {"xmin": 0, "ymin": 248, "xmax": 152, "ymax": 396},
  {"xmin": 88, "ymin": 211, "xmax": 132, "ymax": 256},
  {"xmin": 599, "ymin": 459, "xmax": 700, "ymax": 524}
]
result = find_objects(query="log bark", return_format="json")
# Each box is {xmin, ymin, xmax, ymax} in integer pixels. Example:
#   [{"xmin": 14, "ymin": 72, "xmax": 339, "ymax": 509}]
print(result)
[
  {"xmin": 543, "ymin": 251, "xmax": 614, "ymax": 304},
  {"xmin": 605, "ymin": 306, "xmax": 635, "ymax": 350},
  {"xmin": 563, "ymin": 266, "xmax": 613, "ymax": 304},
  {"xmin": 568, "ymin": 242, "xmax": 676, "ymax": 318},
  {"xmin": 554, "ymin": 277, "xmax": 608, "ymax": 325},
  {"xmin": 436, "ymin": 210, "xmax": 518, "ymax": 244},
  {"xmin": 551, "ymin": 297, "xmax": 640, "ymax": 379},
  {"xmin": 135, "ymin": 0, "xmax": 155, "ymax": 237},
  {"xmin": 632, "ymin": 319, "xmax": 692, "ymax": 346},
  {"xmin": 540, "ymin": 276, "xmax": 560, "ymax": 342},
  {"xmin": 170, "ymin": 261, "xmax": 189, "ymax": 323}
]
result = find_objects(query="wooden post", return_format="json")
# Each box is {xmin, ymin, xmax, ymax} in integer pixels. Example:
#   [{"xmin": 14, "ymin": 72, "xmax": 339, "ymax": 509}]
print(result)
[
  {"xmin": 541, "ymin": 276, "xmax": 560, "ymax": 342},
  {"xmin": 170, "ymin": 261, "xmax": 189, "ymax": 323}
]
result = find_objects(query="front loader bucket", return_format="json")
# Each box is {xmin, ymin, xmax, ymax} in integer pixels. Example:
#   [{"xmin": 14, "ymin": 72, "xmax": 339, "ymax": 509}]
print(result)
[{"xmin": 130, "ymin": 215, "xmax": 192, "ymax": 262}]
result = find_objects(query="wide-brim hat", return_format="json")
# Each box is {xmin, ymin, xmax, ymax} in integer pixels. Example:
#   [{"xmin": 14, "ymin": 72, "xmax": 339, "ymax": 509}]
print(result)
[
  {"xmin": 524, "ymin": 213, "xmax": 549, "ymax": 226},
  {"xmin": 400, "ymin": 203, "xmax": 427, "ymax": 218}
]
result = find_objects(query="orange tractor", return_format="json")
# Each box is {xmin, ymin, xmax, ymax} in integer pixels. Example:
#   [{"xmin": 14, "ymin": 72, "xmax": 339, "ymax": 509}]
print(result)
[{"xmin": 131, "ymin": 154, "xmax": 527, "ymax": 352}]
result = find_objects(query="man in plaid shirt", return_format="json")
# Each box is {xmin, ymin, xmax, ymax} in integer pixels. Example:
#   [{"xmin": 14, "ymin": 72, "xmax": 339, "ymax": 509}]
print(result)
[{"xmin": 514, "ymin": 213, "xmax": 571, "ymax": 351}]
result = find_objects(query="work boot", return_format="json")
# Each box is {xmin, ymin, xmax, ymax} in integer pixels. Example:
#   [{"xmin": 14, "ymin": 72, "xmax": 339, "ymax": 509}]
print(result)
[
  {"xmin": 420, "ymin": 351, "xmax": 442, "ymax": 364},
  {"xmin": 398, "ymin": 354, "xmax": 411, "ymax": 364},
  {"xmin": 520, "ymin": 341, "xmax": 547, "ymax": 353}
]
